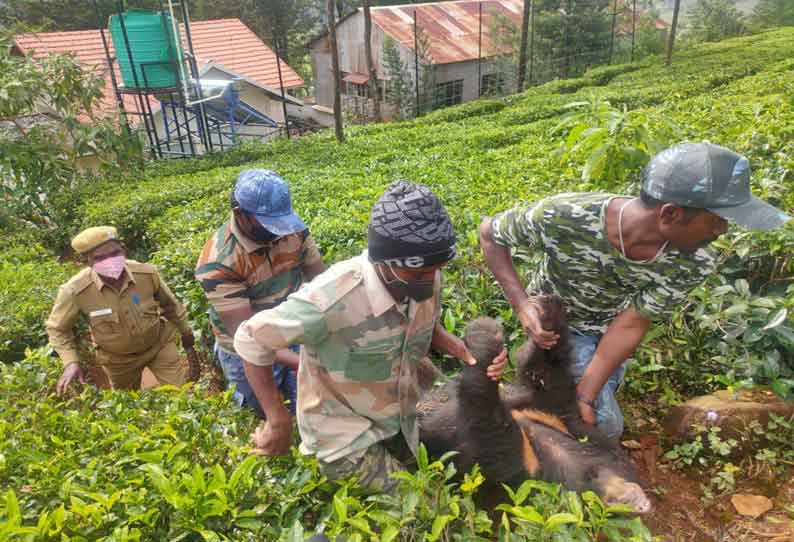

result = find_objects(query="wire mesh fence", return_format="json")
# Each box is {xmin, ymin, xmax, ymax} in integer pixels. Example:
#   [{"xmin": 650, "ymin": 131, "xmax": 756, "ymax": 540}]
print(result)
[{"xmin": 349, "ymin": 0, "xmax": 668, "ymax": 123}]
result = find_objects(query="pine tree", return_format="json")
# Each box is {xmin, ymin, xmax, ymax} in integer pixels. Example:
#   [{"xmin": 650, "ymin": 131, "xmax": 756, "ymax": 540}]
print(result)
[
  {"xmin": 751, "ymin": 0, "xmax": 794, "ymax": 28},
  {"xmin": 686, "ymin": 0, "xmax": 746, "ymax": 43},
  {"xmin": 382, "ymin": 36, "xmax": 413, "ymax": 120}
]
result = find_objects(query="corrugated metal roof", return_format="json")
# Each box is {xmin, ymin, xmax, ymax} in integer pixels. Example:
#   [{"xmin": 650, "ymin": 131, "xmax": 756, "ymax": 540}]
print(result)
[
  {"xmin": 14, "ymin": 18, "xmax": 303, "ymax": 119},
  {"xmin": 370, "ymin": 0, "xmax": 524, "ymax": 65}
]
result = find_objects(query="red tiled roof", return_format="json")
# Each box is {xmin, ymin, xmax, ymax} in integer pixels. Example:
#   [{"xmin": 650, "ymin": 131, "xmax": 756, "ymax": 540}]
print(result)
[
  {"xmin": 613, "ymin": 0, "xmax": 670, "ymax": 35},
  {"xmin": 14, "ymin": 18, "xmax": 303, "ymax": 119},
  {"xmin": 369, "ymin": 0, "xmax": 524, "ymax": 65}
]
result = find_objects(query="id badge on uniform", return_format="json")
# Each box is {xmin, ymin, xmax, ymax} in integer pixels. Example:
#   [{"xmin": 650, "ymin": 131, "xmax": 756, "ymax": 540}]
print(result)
[{"xmin": 89, "ymin": 308, "xmax": 113, "ymax": 317}]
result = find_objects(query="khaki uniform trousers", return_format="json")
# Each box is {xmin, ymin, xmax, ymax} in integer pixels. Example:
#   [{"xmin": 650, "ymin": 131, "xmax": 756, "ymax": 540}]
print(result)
[{"xmin": 98, "ymin": 322, "xmax": 186, "ymax": 390}]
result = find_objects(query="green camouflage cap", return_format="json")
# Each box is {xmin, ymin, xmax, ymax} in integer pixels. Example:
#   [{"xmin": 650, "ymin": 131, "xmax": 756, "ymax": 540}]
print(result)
[{"xmin": 642, "ymin": 142, "xmax": 790, "ymax": 230}]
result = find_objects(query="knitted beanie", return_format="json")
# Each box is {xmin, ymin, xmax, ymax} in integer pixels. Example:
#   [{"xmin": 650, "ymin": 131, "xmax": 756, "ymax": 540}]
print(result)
[{"xmin": 368, "ymin": 180, "xmax": 456, "ymax": 268}]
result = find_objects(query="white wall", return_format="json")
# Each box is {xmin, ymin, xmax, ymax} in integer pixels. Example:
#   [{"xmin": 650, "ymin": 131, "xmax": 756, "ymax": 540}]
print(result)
[{"xmin": 310, "ymin": 10, "xmax": 505, "ymax": 118}]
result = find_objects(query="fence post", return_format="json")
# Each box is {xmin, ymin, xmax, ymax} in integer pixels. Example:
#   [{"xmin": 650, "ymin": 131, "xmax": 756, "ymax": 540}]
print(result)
[
  {"xmin": 517, "ymin": 0, "xmax": 531, "ymax": 91},
  {"xmin": 414, "ymin": 9, "xmax": 421, "ymax": 116},
  {"xmin": 631, "ymin": 0, "xmax": 637, "ymax": 62},
  {"xmin": 478, "ymin": 1, "xmax": 483, "ymax": 97},
  {"xmin": 528, "ymin": 0, "xmax": 535, "ymax": 86},
  {"xmin": 666, "ymin": 0, "xmax": 681, "ymax": 66},
  {"xmin": 275, "ymin": 41, "xmax": 291, "ymax": 139},
  {"xmin": 608, "ymin": 0, "xmax": 617, "ymax": 64}
]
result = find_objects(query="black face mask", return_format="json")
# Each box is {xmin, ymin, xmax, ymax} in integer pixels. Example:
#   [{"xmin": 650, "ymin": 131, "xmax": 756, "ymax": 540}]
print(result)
[
  {"xmin": 248, "ymin": 225, "xmax": 279, "ymax": 244},
  {"xmin": 377, "ymin": 264, "xmax": 435, "ymax": 302},
  {"xmin": 404, "ymin": 279, "xmax": 435, "ymax": 302},
  {"xmin": 235, "ymin": 214, "xmax": 279, "ymax": 244}
]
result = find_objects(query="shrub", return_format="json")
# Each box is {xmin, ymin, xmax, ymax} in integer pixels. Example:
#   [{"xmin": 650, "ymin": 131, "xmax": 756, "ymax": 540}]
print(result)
[
  {"xmin": 0, "ymin": 349, "xmax": 651, "ymax": 541},
  {"xmin": 0, "ymin": 244, "xmax": 76, "ymax": 363}
]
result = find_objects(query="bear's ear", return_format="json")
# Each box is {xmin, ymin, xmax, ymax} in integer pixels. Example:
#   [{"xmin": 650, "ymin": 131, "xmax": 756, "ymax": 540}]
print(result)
[
  {"xmin": 463, "ymin": 317, "xmax": 505, "ymax": 364},
  {"xmin": 513, "ymin": 340, "xmax": 538, "ymax": 387}
]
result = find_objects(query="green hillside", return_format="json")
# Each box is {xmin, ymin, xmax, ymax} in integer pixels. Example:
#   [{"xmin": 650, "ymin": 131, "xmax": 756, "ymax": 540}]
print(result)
[{"xmin": 1, "ymin": 28, "xmax": 794, "ymax": 540}]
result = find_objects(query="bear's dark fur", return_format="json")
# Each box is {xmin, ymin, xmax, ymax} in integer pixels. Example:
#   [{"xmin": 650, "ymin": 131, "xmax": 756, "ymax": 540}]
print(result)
[{"xmin": 418, "ymin": 295, "xmax": 651, "ymax": 513}]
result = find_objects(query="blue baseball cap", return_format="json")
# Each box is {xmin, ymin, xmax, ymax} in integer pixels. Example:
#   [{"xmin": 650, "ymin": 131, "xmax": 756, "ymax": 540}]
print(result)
[{"xmin": 233, "ymin": 169, "xmax": 307, "ymax": 236}]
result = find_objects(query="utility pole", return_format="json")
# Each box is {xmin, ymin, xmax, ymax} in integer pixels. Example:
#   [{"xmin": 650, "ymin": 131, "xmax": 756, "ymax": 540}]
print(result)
[
  {"xmin": 631, "ymin": 0, "xmax": 637, "ymax": 62},
  {"xmin": 665, "ymin": 0, "xmax": 681, "ymax": 66},
  {"xmin": 363, "ymin": 0, "xmax": 381, "ymax": 121},
  {"xmin": 274, "ymin": 42, "xmax": 291, "ymax": 139},
  {"xmin": 326, "ymin": 0, "xmax": 345, "ymax": 142},
  {"xmin": 477, "ymin": 1, "xmax": 482, "ymax": 97},
  {"xmin": 608, "ymin": 0, "xmax": 618, "ymax": 64},
  {"xmin": 517, "ymin": 0, "xmax": 531, "ymax": 92},
  {"xmin": 414, "ymin": 9, "xmax": 420, "ymax": 117}
]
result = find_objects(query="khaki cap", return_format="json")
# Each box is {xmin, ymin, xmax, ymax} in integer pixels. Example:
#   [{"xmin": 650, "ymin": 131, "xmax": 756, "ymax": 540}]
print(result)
[{"xmin": 71, "ymin": 226, "xmax": 119, "ymax": 254}]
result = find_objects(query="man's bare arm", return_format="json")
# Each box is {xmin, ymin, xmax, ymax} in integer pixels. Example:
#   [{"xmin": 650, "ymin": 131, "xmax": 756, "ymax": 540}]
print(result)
[
  {"xmin": 479, "ymin": 217, "xmax": 558, "ymax": 348},
  {"xmin": 431, "ymin": 322, "xmax": 508, "ymax": 380},
  {"xmin": 576, "ymin": 307, "xmax": 651, "ymax": 422},
  {"xmin": 303, "ymin": 259, "xmax": 326, "ymax": 282},
  {"xmin": 431, "ymin": 322, "xmax": 475, "ymax": 364},
  {"xmin": 218, "ymin": 306, "xmax": 298, "ymax": 368},
  {"xmin": 243, "ymin": 362, "xmax": 292, "ymax": 454}
]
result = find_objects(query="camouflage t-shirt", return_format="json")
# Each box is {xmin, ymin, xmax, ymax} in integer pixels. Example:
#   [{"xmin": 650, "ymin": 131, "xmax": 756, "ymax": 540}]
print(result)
[
  {"xmin": 234, "ymin": 251, "xmax": 441, "ymax": 463},
  {"xmin": 195, "ymin": 215, "xmax": 323, "ymax": 352},
  {"xmin": 491, "ymin": 192, "xmax": 716, "ymax": 335}
]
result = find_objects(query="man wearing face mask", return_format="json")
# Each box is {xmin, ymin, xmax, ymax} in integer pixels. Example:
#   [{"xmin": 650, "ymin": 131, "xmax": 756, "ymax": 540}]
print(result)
[
  {"xmin": 232, "ymin": 180, "xmax": 508, "ymax": 492},
  {"xmin": 46, "ymin": 226, "xmax": 196, "ymax": 394},
  {"xmin": 195, "ymin": 169, "xmax": 326, "ymax": 421}
]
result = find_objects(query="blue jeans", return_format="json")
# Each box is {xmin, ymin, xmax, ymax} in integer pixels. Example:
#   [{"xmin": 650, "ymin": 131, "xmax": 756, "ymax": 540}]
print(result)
[
  {"xmin": 567, "ymin": 331, "xmax": 627, "ymax": 439},
  {"xmin": 214, "ymin": 343, "xmax": 297, "ymax": 419}
]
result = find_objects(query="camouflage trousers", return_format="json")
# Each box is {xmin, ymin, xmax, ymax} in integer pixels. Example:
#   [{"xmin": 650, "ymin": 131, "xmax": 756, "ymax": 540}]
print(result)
[{"xmin": 319, "ymin": 434, "xmax": 415, "ymax": 492}]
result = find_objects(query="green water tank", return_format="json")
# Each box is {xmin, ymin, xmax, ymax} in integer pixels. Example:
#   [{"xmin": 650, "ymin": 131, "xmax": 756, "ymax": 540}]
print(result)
[{"xmin": 109, "ymin": 10, "xmax": 182, "ymax": 89}]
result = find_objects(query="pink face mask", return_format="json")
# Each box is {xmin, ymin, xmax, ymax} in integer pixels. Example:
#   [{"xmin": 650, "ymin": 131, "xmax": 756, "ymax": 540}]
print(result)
[{"xmin": 92, "ymin": 255, "xmax": 126, "ymax": 279}]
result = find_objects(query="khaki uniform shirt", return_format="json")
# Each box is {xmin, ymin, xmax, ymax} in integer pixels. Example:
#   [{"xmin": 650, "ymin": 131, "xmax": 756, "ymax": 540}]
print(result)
[
  {"xmin": 46, "ymin": 260, "xmax": 191, "ymax": 365},
  {"xmin": 234, "ymin": 251, "xmax": 441, "ymax": 463},
  {"xmin": 195, "ymin": 215, "xmax": 323, "ymax": 352}
]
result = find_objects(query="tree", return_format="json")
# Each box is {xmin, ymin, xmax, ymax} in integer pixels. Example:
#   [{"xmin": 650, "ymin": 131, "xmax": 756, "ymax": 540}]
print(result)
[
  {"xmin": 551, "ymin": 96, "xmax": 681, "ymax": 188},
  {"xmin": 685, "ymin": 0, "xmax": 746, "ymax": 43},
  {"xmin": 488, "ymin": 11, "xmax": 522, "ymax": 95},
  {"xmin": 414, "ymin": 25, "xmax": 437, "ymax": 115},
  {"xmin": 382, "ymin": 36, "xmax": 413, "ymax": 120},
  {"xmin": 0, "ymin": 32, "xmax": 141, "ymax": 240},
  {"xmin": 517, "ymin": 0, "xmax": 532, "ymax": 91},
  {"xmin": 529, "ymin": 0, "xmax": 612, "ymax": 84},
  {"xmin": 751, "ymin": 0, "xmax": 794, "ymax": 28},
  {"xmin": 243, "ymin": 0, "xmax": 317, "ymax": 64},
  {"xmin": 363, "ymin": 0, "xmax": 381, "ymax": 122},
  {"xmin": 0, "ymin": 0, "xmax": 158, "ymax": 31},
  {"xmin": 326, "ymin": 0, "xmax": 344, "ymax": 142}
]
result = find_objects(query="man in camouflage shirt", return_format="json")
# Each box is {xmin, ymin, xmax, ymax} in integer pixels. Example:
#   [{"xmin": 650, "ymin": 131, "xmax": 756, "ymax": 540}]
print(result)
[
  {"xmin": 196, "ymin": 170, "xmax": 325, "ymax": 419},
  {"xmin": 234, "ymin": 180, "xmax": 507, "ymax": 491},
  {"xmin": 480, "ymin": 142, "xmax": 790, "ymax": 439}
]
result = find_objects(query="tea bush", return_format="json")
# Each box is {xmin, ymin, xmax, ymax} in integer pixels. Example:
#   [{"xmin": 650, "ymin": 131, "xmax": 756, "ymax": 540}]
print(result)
[
  {"xmin": 0, "ymin": 241, "xmax": 77, "ymax": 363},
  {"xmin": 0, "ymin": 349, "xmax": 652, "ymax": 541},
  {"xmin": 3, "ymin": 28, "xmax": 794, "ymax": 382}
]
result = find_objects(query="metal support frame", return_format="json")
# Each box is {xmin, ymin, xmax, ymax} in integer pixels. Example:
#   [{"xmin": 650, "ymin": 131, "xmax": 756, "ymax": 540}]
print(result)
[{"xmin": 99, "ymin": 0, "xmax": 291, "ymax": 160}]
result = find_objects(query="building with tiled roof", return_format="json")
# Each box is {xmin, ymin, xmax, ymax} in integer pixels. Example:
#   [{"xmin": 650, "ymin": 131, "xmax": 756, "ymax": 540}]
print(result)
[
  {"xmin": 310, "ymin": 0, "xmax": 523, "ymax": 118},
  {"xmin": 13, "ymin": 18, "xmax": 303, "ymax": 121}
]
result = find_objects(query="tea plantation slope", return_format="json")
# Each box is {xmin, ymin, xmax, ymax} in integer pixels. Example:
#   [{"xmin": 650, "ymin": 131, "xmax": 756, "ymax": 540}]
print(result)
[
  {"xmin": 1, "ymin": 29, "xmax": 793, "ymax": 364},
  {"xmin": 1, "ymin": 28, "xmax": 793, "ymax": 542}
]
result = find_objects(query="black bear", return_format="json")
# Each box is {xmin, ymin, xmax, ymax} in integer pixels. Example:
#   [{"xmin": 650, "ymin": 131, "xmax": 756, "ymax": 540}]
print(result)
[{"xmin": 418, "ymin": 295, "xmax": 651, "ymax": 514}]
